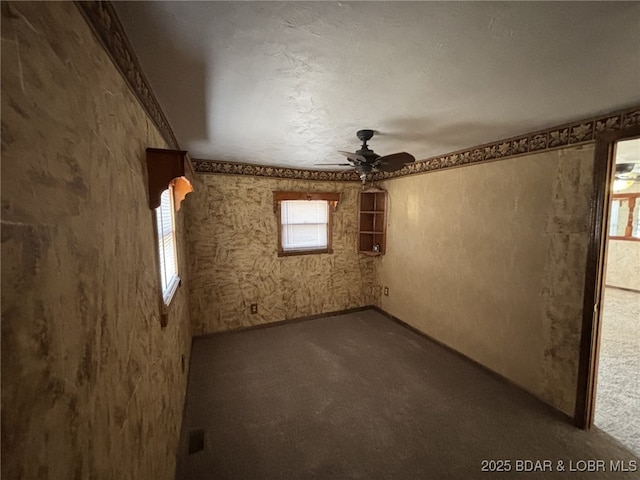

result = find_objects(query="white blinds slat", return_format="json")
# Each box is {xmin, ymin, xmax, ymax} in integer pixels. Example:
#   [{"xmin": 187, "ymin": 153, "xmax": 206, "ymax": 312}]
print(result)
[
  {"xmin": 155, "ymin": 188, "xmax": 179, "ymax": 295},
  {"xmin": 281, "ymin": 200, "xmax": 328, "ymax": 251}
]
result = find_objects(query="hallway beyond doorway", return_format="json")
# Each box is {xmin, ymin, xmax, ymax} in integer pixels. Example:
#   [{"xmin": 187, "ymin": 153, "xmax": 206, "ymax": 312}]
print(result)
[{"xmin": 595, "ymin": 287, "xmax": 640, "ymax": 455}]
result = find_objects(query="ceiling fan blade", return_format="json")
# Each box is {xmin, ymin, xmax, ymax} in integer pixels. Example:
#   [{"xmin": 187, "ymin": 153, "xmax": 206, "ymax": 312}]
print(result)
[
  {"xmin": 338, "ymin": 151, "xmax": 367, "ymax": 163},
  {"xmin": 314, "ymin": 163, "xmax": 353, "ymax": 166},
  {"xmin": 375, "ymin": 152, "xmax": 415, "ymax": 172},
  {"xmin": 616, "ymin": 163, "xmax": 635, "ymax": 174}
]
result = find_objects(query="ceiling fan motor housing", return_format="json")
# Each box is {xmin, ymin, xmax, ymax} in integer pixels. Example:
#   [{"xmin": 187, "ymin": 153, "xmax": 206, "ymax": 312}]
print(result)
[
  {"xmin": 356, "ymin": 129, "xmax": 375, "ymax": 142},
  {"xmin": 322, "ymin": 129, "xmax": 416, "ymax": 184},
  {"xmin": 355, "ymin": 130, "xmax": 380, "ymax": 162}
]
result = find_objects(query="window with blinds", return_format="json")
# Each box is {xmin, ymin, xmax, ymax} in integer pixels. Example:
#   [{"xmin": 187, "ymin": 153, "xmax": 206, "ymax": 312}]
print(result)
[
  {"xmin": 273, "ymin": 191, "xmax": 338, "ymax": 256},
  {"xmin": 608, "ymin": 193, "xmax": 640, "ymax": 240},
  {"xmin": 155, "ymin": 187, "xmax": 179, "ymax": 304},
  {"xmin": 281, "ymin": 200, "xmax": 329, "ymax": 252}
]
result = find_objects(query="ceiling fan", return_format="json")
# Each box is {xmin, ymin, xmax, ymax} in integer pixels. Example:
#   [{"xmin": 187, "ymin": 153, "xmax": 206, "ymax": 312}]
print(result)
[
  {"xmin": 317, "ymin": 129, "xmax": 415, "ymax": 184},
  {"xmin": 615, "ymin": 162, "xmax": 640, "ymax": 179}
]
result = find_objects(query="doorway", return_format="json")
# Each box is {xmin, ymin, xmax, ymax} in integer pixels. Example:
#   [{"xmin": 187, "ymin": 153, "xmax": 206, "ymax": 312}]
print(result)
[
  {"xmin": 593, "ymin": 138, "xmax": 640, "ymax": 454},
  {"xmin": 575, "ymin": 125, "xmax": 640, "ymax": 442}
]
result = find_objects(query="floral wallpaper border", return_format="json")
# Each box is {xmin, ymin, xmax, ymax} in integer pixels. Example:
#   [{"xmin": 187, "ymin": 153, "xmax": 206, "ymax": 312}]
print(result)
[
  {"xmin": 192, "ymin": 160, "xmax": 361, "ymax": 182},
  {"xmin": 375, "ymin": 107, "xmax": 640, "ymax": 181},
  {"xmin": 77, "ymin": 2, "xmax": 639, "ymax": 182},
  {"xmin": 194, "ymin": 107, "xmax": 640, "ymax": 181}
]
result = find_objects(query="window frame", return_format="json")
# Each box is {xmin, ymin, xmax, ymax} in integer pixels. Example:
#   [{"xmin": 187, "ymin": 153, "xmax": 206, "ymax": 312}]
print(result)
[
  {"xmin": 608, "ymin": 192, "xmax": 640, "ymax": 242},
  {"xmin": 155, "ymin": 184, "xmax": 181, "ymax": 305},
  {"xmin": 273, "ymin": 191, "xmax": 340, "ymax": 257}
]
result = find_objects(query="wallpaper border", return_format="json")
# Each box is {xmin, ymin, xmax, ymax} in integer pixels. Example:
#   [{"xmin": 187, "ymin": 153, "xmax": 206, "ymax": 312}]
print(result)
[
  {"xmin": 194, "ymin": 106, "xmax": 640, "ymax": 180},
  {"xmin": 74, "ymin": 0, "xmax": 180, "ymax": 150},
  {"xmin": 375, "ymin": 106, "xmax": 640, "ymax": 181},
  {"xmin": 191, "ymin": 160, "xmax": 361, "ymax": 182}
]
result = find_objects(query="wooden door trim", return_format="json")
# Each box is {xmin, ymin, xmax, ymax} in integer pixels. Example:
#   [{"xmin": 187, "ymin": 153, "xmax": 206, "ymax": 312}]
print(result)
[{"xmin": 574, "ymin": 125, "xmax": 640, "ymax": 428}]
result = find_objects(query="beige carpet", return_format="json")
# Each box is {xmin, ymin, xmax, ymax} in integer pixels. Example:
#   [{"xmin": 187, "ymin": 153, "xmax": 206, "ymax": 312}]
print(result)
[{"xmin": 595, "ymin": 287, "xmax": 640, "ymax": 455}]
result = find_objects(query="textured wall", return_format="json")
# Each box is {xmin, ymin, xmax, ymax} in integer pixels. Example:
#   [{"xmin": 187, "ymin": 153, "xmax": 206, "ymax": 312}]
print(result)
[
  {"xmin": 377, "ymin": 145, "xmax": 595, "ymax": 415},
  {"xmin": 606, "ymin": 240, "xmax": 640, "ymax": 291},
  {"xmin": 186, "ymin": 175, "xmax": 378, "ymax": 335},
  {"xmin": 1, "ymin": 3, "xmax": 191, "ymax": 479}
]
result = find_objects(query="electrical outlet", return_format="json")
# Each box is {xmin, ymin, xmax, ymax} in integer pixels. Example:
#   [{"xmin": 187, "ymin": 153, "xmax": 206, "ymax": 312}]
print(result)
[
  {"xmin": 384, "ymin": 286, "xmax": 389, "ymax": 296},
  {"xmin": 250, "ymin": 303, "xmax": 258, "ymax": 314}
]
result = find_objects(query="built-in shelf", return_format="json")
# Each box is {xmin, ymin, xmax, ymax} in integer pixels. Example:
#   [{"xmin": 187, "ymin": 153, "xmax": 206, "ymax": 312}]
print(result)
[{"xmin": 358, "ymin": 188, "xmax": 387, "ymax": 255}]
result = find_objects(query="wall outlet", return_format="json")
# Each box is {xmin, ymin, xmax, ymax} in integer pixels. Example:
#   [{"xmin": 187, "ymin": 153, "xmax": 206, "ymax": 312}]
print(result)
[
  {"xmin": 384, "ymin": 286, "xmax": 389, "ymax": 296},
  {"xmin": 250, "ymin": 303, "xmax": 258, "ymax": 314}
]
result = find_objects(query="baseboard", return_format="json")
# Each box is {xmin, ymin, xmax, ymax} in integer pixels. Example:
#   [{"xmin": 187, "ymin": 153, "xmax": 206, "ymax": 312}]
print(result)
[
  {"xmin": 193, "ymin": 305, "xmax": 374, "ymax": 340},
  {"xmin": 371, "ymin": 306, "xmax": 575, "ymax": 425}
]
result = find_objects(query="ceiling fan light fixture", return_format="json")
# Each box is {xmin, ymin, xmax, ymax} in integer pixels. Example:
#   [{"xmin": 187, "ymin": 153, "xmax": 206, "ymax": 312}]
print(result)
[
  {"xmin": 316, "ymin": 129, "xmax": 416, "ymax": 185},
  {"xmin": 613, "ymin": 179, "xmax": 634, "ymax": 192}
]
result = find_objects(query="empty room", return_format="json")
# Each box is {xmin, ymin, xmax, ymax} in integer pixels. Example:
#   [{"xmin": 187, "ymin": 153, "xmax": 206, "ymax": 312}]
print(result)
[{"xmin": 2, "ymin": 1, "xmax": 640, "ymax": 479}]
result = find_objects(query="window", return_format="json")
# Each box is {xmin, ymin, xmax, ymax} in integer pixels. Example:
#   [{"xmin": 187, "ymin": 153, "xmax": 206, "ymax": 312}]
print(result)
[
  {"xmin": 156, "ymin": 186, "xmax": 180, "ymax": 304},
  {"xmin": 282, "ymin": 200, "xmax": 328, "ymax": 252},
  {"xmin": 608, "ymin": 193, "xmax": 640, "ymax": 241},
  {"xmin": 273, "ymin": 192, "xmax": 340, "ymax": 256},
  {"xmin": 609, "ymin": 200, "xmax": 620, "ymax": 236}
]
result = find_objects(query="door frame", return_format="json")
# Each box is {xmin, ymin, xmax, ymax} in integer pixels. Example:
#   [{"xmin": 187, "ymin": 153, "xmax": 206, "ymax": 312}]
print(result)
[{"xmin": 574, "ymin": 124, "xmax": 640, "ymax": 429}]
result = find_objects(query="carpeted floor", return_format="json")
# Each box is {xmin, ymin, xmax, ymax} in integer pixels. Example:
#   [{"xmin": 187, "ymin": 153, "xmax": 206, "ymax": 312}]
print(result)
[
  {"xmin": 177, "ymin": 310, "xmax": 639, "ymax": 479},
  {"xmin": 595, "ymin": 287, "xmax": 640, "ymax": 456}
]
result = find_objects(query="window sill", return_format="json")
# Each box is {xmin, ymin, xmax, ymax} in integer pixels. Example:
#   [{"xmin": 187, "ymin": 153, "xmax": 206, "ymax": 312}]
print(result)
[
  {"xmin": 159, "ymin": 275, "xmax": 181, "ymax": 328},
  {"xmin": 609, "ymin": 236, "xmax": 640, "ymax": 242},
  {"xmin": 163, "ymin": 275, "xmax": 181, "ymax": 307},
  {"xmin": 278, "ymin": 248, "xmax": 333, "ymax": 257}
]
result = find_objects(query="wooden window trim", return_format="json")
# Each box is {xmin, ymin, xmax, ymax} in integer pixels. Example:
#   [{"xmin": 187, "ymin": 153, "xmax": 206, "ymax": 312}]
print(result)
[
  {"xmin": 146, "ymin": 148, "xmax": 195, "ymax": 211},
  {"xmin": 273, "ymin": 192, "xmax": 340, "ymax": 203},
  {"xmin": 146, "ymin": 148, "xmax": 195, "ymax": 327},
  {"xmin": 273, "ymin": 192, "xmax": 340, "ymax": 257}
]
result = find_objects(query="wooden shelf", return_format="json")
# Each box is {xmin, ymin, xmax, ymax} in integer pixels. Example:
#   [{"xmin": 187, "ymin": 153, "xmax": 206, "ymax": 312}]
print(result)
[{"xmin": 358, "ymin": 189, "xmax": 387, "ymax": 255}]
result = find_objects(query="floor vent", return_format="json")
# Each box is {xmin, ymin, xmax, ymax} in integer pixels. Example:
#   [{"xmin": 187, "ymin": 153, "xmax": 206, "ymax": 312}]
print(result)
[{"xmin": 188, "ymin": 429, "xmax": 205, "ymax": 454}]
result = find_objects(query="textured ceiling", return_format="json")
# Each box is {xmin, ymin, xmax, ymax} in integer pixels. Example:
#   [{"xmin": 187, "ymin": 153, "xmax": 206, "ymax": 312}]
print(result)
[{"xmin": 113, "ymin": 1, "xmax": 640, "ymax": 170}]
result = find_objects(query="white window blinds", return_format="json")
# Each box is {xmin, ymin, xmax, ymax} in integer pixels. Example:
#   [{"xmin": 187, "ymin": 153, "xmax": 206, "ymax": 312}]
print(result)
[
  {"xmin": 281, "ymin": 200, "xmax": 328, "ymax": 251},
  {"xmin": 155, "ymin": 188, "xmax": 179, "ymax": 303}
]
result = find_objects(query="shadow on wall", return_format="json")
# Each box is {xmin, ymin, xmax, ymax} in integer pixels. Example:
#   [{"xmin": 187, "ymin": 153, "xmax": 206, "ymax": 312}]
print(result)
[
  {"xmin": 373, "ymin": 116, "xmax": 536, "ymax": 159},
  {"xmin": 114, "ymin": 1, "xmax": 210, "ymax": 146}
]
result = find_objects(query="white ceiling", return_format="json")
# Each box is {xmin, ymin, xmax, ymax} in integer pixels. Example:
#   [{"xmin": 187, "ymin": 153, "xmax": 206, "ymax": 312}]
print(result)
[
  {"xmin": 114, "ymin": 1, "xmax": 640, "ymax": 170},
  {"xmin": 616, "ymin": 138, "xmax": 640, "ymax": 165}
]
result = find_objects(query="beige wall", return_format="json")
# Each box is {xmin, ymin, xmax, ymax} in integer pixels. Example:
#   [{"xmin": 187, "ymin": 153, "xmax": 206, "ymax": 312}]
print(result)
[
  {"xmin": 186, "ymin": 174, "xmax": 378, "ymax": 335},
  {"xmin": 606, "ymin": 240, "xmax": 640, "ymax": 291},
  {"xmin": 1, "ymin": 3, "xmax": 191, "ymax": 479},
  {"xmin": 605, "ymin": 181, "xmax": 640, "ymax": 291},
  {"xmin": 377, "ymin": 145, "xmax": 595, "ymax": 415}
]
